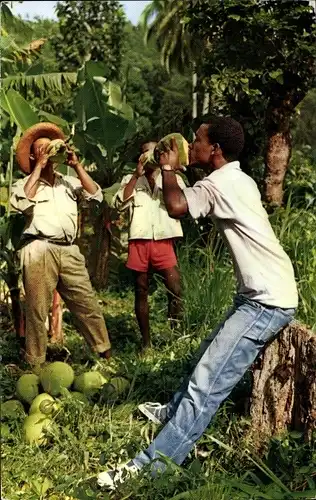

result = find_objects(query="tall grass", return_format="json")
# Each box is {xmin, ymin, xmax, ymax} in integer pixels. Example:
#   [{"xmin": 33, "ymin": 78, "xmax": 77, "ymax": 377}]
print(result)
[
  {"xmin": 175, "ymin": 204, "xmax": 316, "ymax": 332},
  {"xmin": 270, "ymin": 202, "xmax": 316, "ymax": 329},
  {"xmin": 178, "ymin": 234, "xmax": 234, "ymax": 333}
]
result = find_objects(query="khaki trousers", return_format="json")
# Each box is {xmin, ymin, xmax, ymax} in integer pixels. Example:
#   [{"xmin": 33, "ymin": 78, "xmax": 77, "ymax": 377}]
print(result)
[{"xmin": 21, "ymin": 240, "xmax": 111, "ymax": 365}]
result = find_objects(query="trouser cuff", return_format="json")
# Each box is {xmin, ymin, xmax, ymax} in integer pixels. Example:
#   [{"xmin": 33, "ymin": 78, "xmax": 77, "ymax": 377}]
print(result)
[
  {"xmin": 25, "ymin": 352, "xmax": 46, "ymax": 365},
  {"xmin": 93, "ymin": 341, "xmax": 111, "ymax": 353}
]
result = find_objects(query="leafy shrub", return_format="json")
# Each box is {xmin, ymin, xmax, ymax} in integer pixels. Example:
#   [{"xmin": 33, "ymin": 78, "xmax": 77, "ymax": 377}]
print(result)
[{"xmin": 285, "ymin": 146, "xmax": 316, "ymax": 209}]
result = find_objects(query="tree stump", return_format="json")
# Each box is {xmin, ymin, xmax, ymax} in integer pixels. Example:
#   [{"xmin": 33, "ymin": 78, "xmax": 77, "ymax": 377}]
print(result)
[{"xmin": 249, "ymin": 321, "xmax": 316, "ymax": 450}]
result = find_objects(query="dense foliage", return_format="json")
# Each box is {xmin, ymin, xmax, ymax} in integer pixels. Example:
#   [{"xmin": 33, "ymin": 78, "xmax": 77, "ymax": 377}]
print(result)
[
  {"xmin": 187, "ymin": 0, "xmax": 316, "ymax": 147},
  {"xmin": 122, "ymin": 23, "xmax": 192, "ymax": 138},
  {"xmin": 52, "ymin": 0, "xmax": 126, "ymax": 79},
  {"xmin": 186, "ymin": 0, "xmax": 316, "ymax": 196}
]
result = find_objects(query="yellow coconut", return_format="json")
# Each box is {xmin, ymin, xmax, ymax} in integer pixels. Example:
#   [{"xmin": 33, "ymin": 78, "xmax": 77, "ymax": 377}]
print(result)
[{"xmin": 23, "ymin": 413, "xmax": 52, "ymax": 445}]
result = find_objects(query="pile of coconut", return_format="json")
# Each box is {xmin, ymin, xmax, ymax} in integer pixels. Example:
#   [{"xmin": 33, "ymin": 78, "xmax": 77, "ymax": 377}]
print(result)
[{"xmin": 1, "ymin": 362, "xmax": 130, "ymax": 445}]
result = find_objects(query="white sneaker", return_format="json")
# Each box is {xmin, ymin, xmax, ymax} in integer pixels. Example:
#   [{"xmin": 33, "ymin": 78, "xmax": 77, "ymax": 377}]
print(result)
[
  {"xmin": 138, "ymin": 402, "xmax": 168, "ymax": 424},
  {"xmin": 97, "ymin": 461, "xmax": 139, "ymax": 489}
]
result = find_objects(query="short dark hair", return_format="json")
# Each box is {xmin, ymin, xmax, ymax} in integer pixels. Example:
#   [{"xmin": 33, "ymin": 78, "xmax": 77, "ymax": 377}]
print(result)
[
  {"xmin": 206, "ymin": 116, "xmax": 245, "ymax": 161},
  {"xmin": 131, "ymin": 139, "xmax": 158, "ymax": 163},
  {"xmin": 141, "ymin": 141, "xmax": 157, "ymax": 152}
]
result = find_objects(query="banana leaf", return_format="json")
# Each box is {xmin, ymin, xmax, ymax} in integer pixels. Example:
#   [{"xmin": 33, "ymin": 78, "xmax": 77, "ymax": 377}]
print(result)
[
  {"xmin": 0, "ymin": 88, "xmax": 39, "ymax": 132},
  {"xmin": 74, "ymin": 61, "xmax": 137, "ymax": 160}
]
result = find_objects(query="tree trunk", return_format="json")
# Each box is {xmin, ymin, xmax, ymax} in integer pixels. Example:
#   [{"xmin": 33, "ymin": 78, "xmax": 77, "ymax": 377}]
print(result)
[
  {"xmin": 48, "ymin": 290, "xmax": 64, "ymax": 345},
  {"xmin": 249, "ymin": 321, "xmax": 316, "ymax": 451},
  {"xmin": 202, "ymin": 92, "xmax": 210, "ymax": 115},
  {"xmin": 264, "ymin": 129, "xmax": 291, "ymax": 206},
  {"xmin": 90, "ymin": 203, "xmax": 112, "ymax": 290},
  {"xmin": 192, "ymin": 71, "xmax": 198, "ymax": 120}
]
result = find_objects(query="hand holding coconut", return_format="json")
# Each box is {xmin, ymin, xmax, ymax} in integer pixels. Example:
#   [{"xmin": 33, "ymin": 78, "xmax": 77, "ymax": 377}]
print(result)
[
  {"xmin": 34, "ymin": 145, "xmax": 49, "ymax": 170},
  {"xmin": 122, "ymin": 151, "xmax": 148, "ymax": 202},
  {"xmin": 65, "ymin": 146, "xmax": 80, "ymax": 169},
  {"xmin": 24, "ymin": 140, "xmax": 52, "ymax": 198},
  {"xmin": 65, "ymin": 144, "xmax": 99, "ymax": 195},
  {"xmin": 155, "ymin": 134, "xmax": 188, "ymax": 172},
  {"xmin": 135, "ymin": 156, "xmax": 146, "ymax": 178},
  {"xmin": 159, "ymin": 137, "xmax": 182, "ymax": 171}
]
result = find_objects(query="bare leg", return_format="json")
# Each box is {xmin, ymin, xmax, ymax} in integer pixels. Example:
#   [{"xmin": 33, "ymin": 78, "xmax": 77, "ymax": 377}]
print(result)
[
  {"xmin": 49, "ymin": 290, "xmax": 64, "ymax": 344},
  {"xmin": 134, "ymin": 271, "xmax": 150, "ymax": 348},
  {"xmin": 159, "ymin": 266, "xmax": 182, "ymax": 328}
]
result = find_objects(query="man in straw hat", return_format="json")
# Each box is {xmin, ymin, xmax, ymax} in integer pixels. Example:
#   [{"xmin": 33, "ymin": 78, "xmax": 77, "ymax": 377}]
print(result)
[{"xmin": 10, "ymin": 123, "xmax": 111, "ymax": 367}]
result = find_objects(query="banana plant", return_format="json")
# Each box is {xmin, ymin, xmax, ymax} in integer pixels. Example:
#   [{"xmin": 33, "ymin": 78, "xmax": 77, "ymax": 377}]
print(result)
[
  {"xmin": 0, "ymin": 121, "xmax": 29, "ymax": 338},
  {"xmin": 71, "ymin": 61, "xmax": 140, "ymax": 288},
  {"xmin": 73, "ymin": 61, "xmax": 138, "ymax": 188}
]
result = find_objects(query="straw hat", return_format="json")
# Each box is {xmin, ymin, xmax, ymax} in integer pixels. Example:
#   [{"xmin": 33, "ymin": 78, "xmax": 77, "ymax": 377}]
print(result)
[{"xmin": 16, "ymin": 122, "xmax": 66, "ymax": 174}]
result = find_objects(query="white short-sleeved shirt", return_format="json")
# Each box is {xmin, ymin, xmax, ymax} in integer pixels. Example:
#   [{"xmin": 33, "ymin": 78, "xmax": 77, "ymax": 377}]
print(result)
[
  {"xmin": 183, "ymin": 161, "xmax": 298, "ymax": 308},
  {"xmin": 113, "ymin": 172, "xmax": 185, "ymax": 241},
  {"xmin": 10, "ymin": 172, "xmax": 103, "ymax": 243}
]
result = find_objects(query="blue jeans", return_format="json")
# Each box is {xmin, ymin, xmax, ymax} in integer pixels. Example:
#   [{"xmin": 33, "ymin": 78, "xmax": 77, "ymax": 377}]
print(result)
[{"xmin": 133, "ymin": 295, "xmax": 296, "ymax": 471}]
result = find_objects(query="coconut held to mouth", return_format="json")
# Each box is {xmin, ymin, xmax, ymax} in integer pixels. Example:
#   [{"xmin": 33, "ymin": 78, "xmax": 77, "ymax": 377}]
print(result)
[
  {"xmin": 140, "ymin": 133, "xmax": 189, "ymax": 171},
  {"xmin": 45, "ymin": 139, "xmax": 68, "ymax": 165},
  {"xmin": 15, "ymin": 122, "xmax": 68, "ymax": 174}
]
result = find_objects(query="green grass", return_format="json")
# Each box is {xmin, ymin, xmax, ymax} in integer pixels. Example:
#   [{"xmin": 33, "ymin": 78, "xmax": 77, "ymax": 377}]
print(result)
[
  {"xmin": 270, "ymin": 204, "xmax": 316, "ymax": 329},
  {"xmin": 1, "ymin": 208, "xmax": 316, "ymax": 499}
]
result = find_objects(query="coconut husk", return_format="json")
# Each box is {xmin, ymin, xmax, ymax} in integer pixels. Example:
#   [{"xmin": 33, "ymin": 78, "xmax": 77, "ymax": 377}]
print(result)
[{"xmin": 16, "ymin": 122, "xmax": 66, "ymax": 174}]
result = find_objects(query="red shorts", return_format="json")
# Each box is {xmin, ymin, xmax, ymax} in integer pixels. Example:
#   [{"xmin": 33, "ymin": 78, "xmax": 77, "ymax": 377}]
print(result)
[{"xmin": 126, "ymin": 239, "xmax": 177, "ymax": 272}]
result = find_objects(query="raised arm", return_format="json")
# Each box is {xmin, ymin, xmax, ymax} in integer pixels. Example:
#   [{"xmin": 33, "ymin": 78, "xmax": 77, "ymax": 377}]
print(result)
[
  {"xmin": 67, "ymin": 148, "xmax": 99, "ymax": 195},
  {"xmin": 122, "ymin": 158, "xmax": 144, "ymax": 201},
  {"xmin": 24, "ymin": 147, "xmax": 48, "ymax": 199},
  {"xmin": 159, "ymin": 138, "xmax": 214, "ymax": 220},
  {"xmin": 159, "ymin": 138, "xmax": 188, "ymax": 219}
]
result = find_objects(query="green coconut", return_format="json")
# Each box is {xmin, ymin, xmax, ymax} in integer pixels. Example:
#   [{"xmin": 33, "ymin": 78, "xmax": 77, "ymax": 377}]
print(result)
[
  {"xmin": 1, "ymin": 423, "xmax": 11, "ymax": 440},
  {"xmin": 110, "ymin": 377, "xmax": 130, "ymax": 395},
  {"xmin": 1, "ymin": 400, "xmax": 25, "ymax": 419},
  {"xmin": 29, "ymin": 393, "xmax": 58, "ymax": 415},
  {"xmin": 101, "ymin": 376, "xmax": 130, "ymax": 402},
  {"xmin": 16, "ymin": 374, "xmax": 40, "ymax": 405},
  {"xmin": 139, "ymin": 133, "xmax": 189, "ymax": 167},
  {"xmin": 40, "ymin": 362, "xmax": 74, "ymax": 396},
  {"xmin": 23, "ymin": 413, "xmax": 52, "ymax": 445},
  {"xmin": 73, "ymin": 371, "xmax": 107, "ymax": 396},
  {"xmin": 69, "ymin": 391, "xmax": 90, "ymax": 405},
  {"xmin": 46, "ymin": 139, "xmax": 67, "ymax": 165}
]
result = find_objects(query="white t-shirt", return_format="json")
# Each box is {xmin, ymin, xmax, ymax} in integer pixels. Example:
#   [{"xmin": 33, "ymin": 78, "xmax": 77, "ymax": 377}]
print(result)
[{"xmin": 183, "ymin": 161, "xmax": 298, "ymax": 308}]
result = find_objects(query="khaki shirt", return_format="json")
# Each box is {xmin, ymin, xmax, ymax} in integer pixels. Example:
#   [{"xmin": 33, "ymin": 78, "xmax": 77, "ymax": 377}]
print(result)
[
  {"xmin": 183, "ymin": 161, "xmax": 298, "ymax": 308},
  {"xmin": 113, "ymin": 172, "xmax": 185, "ymax": 240},
  {"xmin": 10, "ymin": 172, "xmax": 102, "ymax": 243}
]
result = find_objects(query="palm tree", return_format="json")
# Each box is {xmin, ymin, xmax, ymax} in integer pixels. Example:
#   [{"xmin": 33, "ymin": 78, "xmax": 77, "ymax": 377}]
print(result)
[
  {"xmin": 140, "ymin": 0, "xmax": 192, "ymax": 74},
  {"xmin": 139, "ymin": 0, "xmax": 200, "ymax": 118}
]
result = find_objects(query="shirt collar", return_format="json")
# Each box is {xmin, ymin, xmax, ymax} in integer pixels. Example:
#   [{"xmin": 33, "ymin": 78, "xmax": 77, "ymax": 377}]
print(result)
[{"xmin": 208, "ymin": 161, "xmax": 241, "ymax": 178}]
